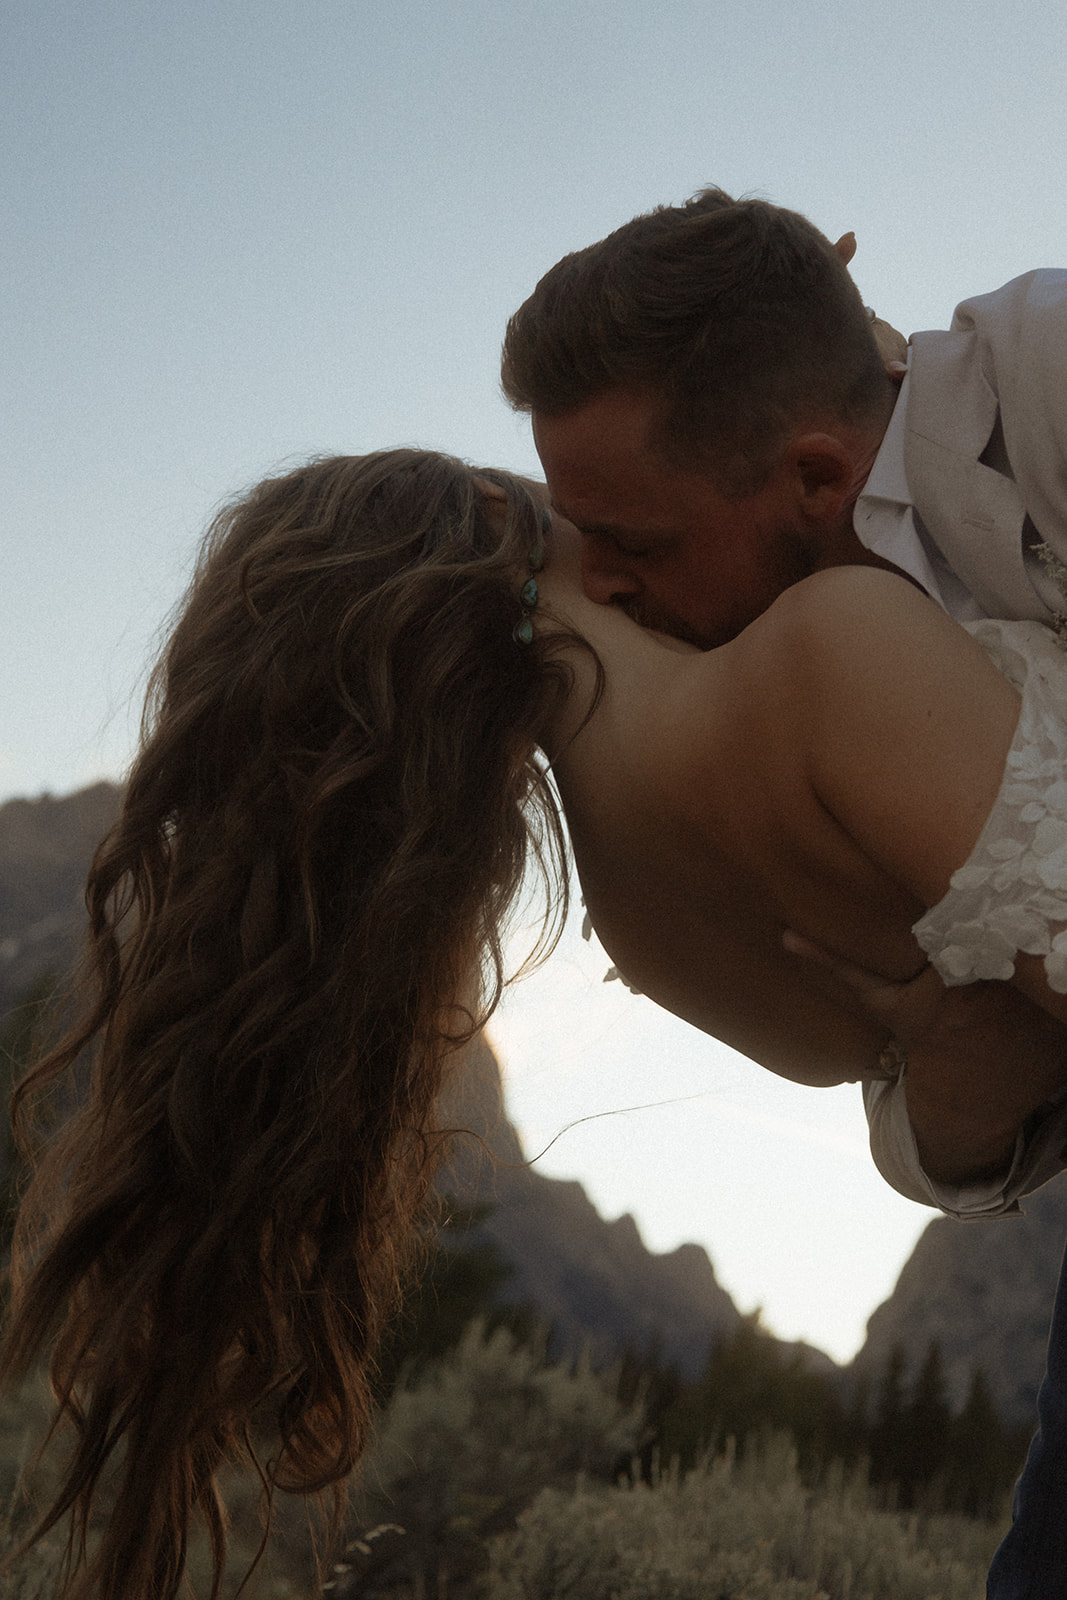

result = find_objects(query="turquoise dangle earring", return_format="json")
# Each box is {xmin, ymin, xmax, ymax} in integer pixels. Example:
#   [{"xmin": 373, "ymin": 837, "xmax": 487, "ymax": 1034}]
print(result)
[{"xmin": 513, "ymin": 506, "xmax": 551, "ymax": 644}]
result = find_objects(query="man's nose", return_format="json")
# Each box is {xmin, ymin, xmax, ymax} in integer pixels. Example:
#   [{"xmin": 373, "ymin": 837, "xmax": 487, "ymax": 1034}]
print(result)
[{"xmin": 580, "ymin": 538, "xmax": 642, "ymax": 606}]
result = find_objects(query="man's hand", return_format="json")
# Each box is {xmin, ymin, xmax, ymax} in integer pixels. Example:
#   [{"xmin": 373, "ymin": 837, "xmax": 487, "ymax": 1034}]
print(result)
[
  {"xmin": 784, "ymin": 930, "xmax": 1067, "ymax": 1186},
  {"xmin": 871, "ymin": 317, "xmax": 909, "ymax": 372}
]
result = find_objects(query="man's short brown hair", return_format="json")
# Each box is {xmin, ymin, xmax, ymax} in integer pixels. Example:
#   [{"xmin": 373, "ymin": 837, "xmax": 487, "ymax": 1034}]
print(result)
[{"xmin": 501, "ymin": 188, "xmax": 890, "ymax": 496}]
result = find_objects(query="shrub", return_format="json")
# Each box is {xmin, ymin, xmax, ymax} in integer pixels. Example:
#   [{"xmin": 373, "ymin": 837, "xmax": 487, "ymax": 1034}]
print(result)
[
  {"xmin": 482, "ymin": 1434, "xmax": 1001, "ymax": 1600},
  {"xmin": 344, "ymin": 1319, "xmax": 647, "ymax": 1594}
]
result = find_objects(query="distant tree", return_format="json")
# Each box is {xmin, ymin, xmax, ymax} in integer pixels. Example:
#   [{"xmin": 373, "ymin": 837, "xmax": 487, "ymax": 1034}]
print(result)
[
  {"xmin": 943, "ymin": 1368, "xmax": 1024, "ymax": 1519},
  {"xmin": 657, "ymin": 1312, "xmax": 847, "ymax": 1476},
  {"xmin": 616, "ymin": 1332, "xmax": 683, "ymax": 1416},
  {"xmin": 865, "ymin": 1342, "xmax": 1025, "ymax": 1516},
  {"xmin": 614, "ymin": 1334, "xmax": 684, "ymax": 1481},
  {"xmin": 841, "ymin": 1369, "xmax": 872, "ymax": 1469},
  {"xmin": 869, "ymin": 1343, "xmax": 909, "ymax": 1494},
  {"xmin": 897, "ymin": 1340, "xmax": 952, "ymax": 1504},
  {"xmin": 372, "ymin": 1200, "xmax": 540, "ymax": 1400}
]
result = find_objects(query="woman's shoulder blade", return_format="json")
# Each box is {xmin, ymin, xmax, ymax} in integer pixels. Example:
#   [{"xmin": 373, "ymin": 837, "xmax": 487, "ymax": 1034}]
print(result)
[
  {"xmin": 753, "ymin": 564, "xmax": 948, "ymax": 646},
  {"xmin": 742, "ymin": 565, "xmax": 1004, "ymax": 706}
]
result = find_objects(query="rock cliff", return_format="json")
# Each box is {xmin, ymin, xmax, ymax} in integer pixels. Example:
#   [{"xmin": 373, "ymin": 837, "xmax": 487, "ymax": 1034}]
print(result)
[{"xmin": 851, "ymin": 1176, "xmax": 1067, "ymax": 1423}]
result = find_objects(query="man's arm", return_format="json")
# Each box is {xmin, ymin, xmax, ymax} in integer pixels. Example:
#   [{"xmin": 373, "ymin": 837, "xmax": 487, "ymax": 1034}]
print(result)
[
  {"xmin": 787, "ymin": 931, "xmax": 1067, "ymax": 1211},
  {"xmin": 902, "ymin": 982, "xmax": 1067, "ymax": 1185}
]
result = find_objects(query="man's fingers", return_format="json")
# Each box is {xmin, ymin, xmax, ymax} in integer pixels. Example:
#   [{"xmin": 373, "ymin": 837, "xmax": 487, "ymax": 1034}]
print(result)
[
  {"xmin": 870, "ymin": 316, "xmax": 909, "ymax": 367},
  {"xmin": 782, "ymin": 928, "xmax": 836, "ymax": 968},
  {"xmin": 783, "ymin": 929, "xmax": 891, "ymax": 995},
  {"xmin": 785, "ymin": 927, "xmax": 949, "ymax": 1045}
]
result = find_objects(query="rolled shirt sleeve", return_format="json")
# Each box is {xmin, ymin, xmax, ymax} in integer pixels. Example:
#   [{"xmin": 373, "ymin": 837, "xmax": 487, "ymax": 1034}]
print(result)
[{"xmin": 864, "ymin": 1070, "xmax": 1067, "ymax": 1220}]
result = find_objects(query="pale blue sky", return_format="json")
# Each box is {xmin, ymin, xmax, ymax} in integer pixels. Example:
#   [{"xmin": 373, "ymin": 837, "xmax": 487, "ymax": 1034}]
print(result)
[{"xmin": 5, "ymin": 0, "xmax": 1067, "ymax": 1360}]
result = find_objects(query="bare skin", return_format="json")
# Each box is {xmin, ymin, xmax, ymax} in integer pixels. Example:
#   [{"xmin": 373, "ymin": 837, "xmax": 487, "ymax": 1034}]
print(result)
[
  {"xmin": 533, "ymin": 385, "xmax": 902, "ymax": 650},
  {"xmin": 534, "ymin": 519, "xmax": 1067, "ymax": 1181},
  {"xmin": 530, "ymin": 247, "xmax": 906, "ymax": 649},
  {"xmin": 783, "ymin": 934, "xmax": 1067, "ymax": 1186},
  {"xmin": 528, "ymin": 319, "xmax": 1067, "ymax": 1192}
]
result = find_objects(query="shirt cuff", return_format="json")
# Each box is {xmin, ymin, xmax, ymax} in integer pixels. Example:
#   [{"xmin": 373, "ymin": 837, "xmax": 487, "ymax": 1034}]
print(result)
[{"xmin": 862, "ymin": 1070, "xmax": 1067, "ymax": 1221}]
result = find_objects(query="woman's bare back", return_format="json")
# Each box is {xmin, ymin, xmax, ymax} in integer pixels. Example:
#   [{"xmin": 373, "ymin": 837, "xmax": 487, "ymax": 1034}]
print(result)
[{"xmin": 538, "ymin": 559, "xmax": 1022, "ymax": 1087}]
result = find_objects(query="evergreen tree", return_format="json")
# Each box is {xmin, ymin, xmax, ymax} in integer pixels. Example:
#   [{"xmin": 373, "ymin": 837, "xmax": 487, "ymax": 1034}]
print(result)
[
  {"xmin": 657, "ymin": 1312, "xmax": 846, "ymax": 1475},
  {"xmin": 373, "ymin": 1200, "xmax": 539, "ymax": 1398},
  {"xmin": 679, "ymin": 1312, "xmax": 784, "ymax": 1462},
  {"xmin": 944, "ymin": 1368, "xmax": 1020, "ymax": 1519},
  {"xmin": 841, "ymin": 1369, "xmax": 872, "ymax": 1470},
  {"xmin": 898, "ymin": 1340, "xmax": 952, "ymax": 1505},
  {"xmin": 614, "ymin": 1335, "xmax": 684, "ymax": 1481},
  {"xmin": 869, "ymin": 1343, "xmax": 909, "ymax": 1494}
]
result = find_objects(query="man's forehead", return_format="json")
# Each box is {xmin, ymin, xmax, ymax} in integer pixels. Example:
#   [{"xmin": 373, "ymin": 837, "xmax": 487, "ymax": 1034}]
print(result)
[
  {"xmin": 535, "ymin": 420, "xmax": 673, "ymax": 521},
  {"xmin": 547, "ymin": 480, "xmax": 677, "ymax": 540},
  {"xmin": 533, "ymin": 388, "xmax": 664, "ymax": 467}
]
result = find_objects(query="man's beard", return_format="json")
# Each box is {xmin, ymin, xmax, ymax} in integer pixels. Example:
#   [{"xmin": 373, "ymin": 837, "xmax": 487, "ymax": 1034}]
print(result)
[
  {"xmin": 617, "ymin": 597, "xmax": 720, "ymax": 649},
  {"xmin": 618, "ymin": 529, "xmax": 819, "ymax": 651}
]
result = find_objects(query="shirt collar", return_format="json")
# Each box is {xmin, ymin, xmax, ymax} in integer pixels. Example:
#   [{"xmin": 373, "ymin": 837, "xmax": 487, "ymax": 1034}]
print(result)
[
  {"xmin": 853, "ymin": 366, "xmax": 985, "ymax": 622},
  {"xmin": 859, "ymin": 368, "xmax": 912, "ymax": 508}
]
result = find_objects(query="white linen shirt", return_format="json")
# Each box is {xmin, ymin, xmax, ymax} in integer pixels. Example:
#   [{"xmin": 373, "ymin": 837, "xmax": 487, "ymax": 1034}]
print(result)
[
  {"xmin": 852, "ymin": 273, "xmax": 1067, "ymax": 1219},
  {"xmin": 854, "ymin": 368, "xmax": 989, "ymax": 624}
]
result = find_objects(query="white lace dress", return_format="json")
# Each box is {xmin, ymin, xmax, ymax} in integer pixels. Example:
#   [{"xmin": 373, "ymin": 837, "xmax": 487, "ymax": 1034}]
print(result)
[
  {"xmin": 865, "ymin": 618, "xmax": 1067, "ymax": 1218},
  {"xmin": 913, "ymin": 618, "xmax": 1067, "ymax": 992}
]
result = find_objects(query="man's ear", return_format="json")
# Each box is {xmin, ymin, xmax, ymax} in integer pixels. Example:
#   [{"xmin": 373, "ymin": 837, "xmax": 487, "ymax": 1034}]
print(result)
[
  {"xmin": 784, "ymin": 432, "xmax": 857, "ymax": 522},
  {"xmin": 833, "ymin": 232, "xmax": 857, "ymax": 266}
]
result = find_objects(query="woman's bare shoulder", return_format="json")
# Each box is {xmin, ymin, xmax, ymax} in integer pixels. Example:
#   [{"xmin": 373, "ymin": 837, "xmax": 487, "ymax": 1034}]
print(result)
[
  {"xmin": 668, "ymin": 567, "xmax": 954, "ymax": 740},
  {"xmin": 649, "ymin": 566, "xmax": 1018, "ymax": 820},
  {"xmin": 748, "ymin": 564, "xmax": 954, "ymax": 646},
  {"xmin": 729, "ymin": 565, "xmax": 1005, "ymax": 705},
  {"xmin": 672, "ymin": 564, "xmax": 1022, "ymax": 903},
  {"xmin": 760, "ymin": 569, "xmax": 1021, "ymax": 902}
]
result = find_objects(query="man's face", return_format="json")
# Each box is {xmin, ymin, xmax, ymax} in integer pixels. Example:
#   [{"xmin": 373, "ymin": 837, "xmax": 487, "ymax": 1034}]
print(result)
[{"xmin": 533, "ymin": 387, "xmax": 816, "ymax": 649}]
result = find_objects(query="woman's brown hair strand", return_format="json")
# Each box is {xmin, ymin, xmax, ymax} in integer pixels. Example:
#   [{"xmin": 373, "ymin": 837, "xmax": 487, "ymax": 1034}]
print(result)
[{"xmin": 2, "ymin": 450, "xmax": 573, "ymax": 1599}]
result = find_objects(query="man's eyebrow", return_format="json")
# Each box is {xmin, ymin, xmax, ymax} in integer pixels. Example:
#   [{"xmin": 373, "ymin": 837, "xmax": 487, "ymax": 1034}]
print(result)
[{"xmin": 550, "ymin": 507, "xmax": 663, "ymax": 542}]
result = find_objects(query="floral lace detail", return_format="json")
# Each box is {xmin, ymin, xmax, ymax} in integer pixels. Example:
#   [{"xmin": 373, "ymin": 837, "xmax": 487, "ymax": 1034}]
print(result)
[
  {"xmin": 913, "ymin": 619, "xmax": 1067, "ymax": 994},
  {"xmin": 1032, "ymin": 541, "xmax": 1067, "ymax": 651}
]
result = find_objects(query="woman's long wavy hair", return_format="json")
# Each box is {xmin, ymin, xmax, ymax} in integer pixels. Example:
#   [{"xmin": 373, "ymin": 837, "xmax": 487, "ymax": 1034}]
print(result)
[{"xmin": 2, "ymin": 451, "xmax": 575, "ymax": 1599}]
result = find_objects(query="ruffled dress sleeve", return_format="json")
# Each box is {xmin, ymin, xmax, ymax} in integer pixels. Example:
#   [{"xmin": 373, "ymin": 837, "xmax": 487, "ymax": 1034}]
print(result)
[
  {"xmin": 913, "ymin": 619, "xmax": 1067, "ymax": 992},
  {"xmin": 866, "ymin": 619, "xmax": 1067, "ymax": 1218}
]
